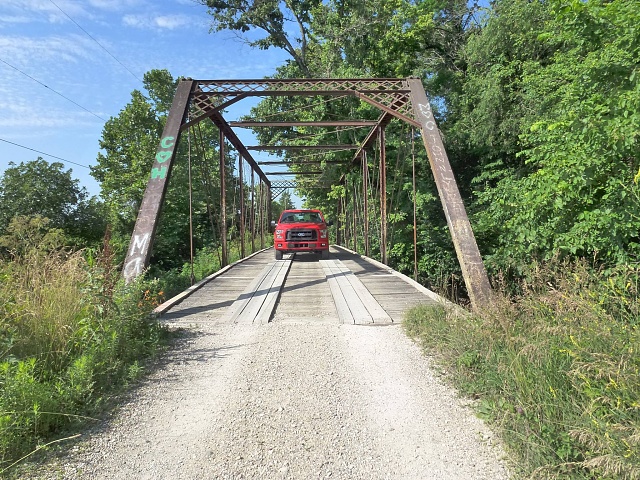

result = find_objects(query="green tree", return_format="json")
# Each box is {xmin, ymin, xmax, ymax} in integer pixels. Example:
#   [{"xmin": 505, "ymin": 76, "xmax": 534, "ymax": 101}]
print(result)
[
  {"xmin": 199, "ymin": 0, "xmax": 320, "ymax": 76},
  {"xmin": 0, "ymin": 158, "xmax": 105, "ymax": 245},
  {"xmin": 466, "ymin": 0, "xmax": 640, "ymax": 270},
  {"xmin": 92, "ymin": 69, "xmax": 241, "ymax": 272}
]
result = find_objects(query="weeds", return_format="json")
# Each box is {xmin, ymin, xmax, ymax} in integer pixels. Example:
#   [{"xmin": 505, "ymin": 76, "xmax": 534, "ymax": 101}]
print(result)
[
  {"xmin": 0, "ymin": 218, "xmax": 167, "ymax": 469},
  {"xmin": 405, "ymin": 260, "xmax": 640, "ymax": 479}
]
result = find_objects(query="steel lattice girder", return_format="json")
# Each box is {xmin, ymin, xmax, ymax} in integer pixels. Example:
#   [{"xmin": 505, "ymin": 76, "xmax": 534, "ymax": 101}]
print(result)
[{"xmin": 188, "ymin": 78, "xmax": 418, "ymax": 128}]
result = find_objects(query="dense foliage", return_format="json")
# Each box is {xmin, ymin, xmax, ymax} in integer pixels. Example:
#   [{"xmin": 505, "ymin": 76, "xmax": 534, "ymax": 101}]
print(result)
[
  {"xmin": 0, "ymin": 219, "xmax": 166, "ymax": 469},
  {"xmin": 405, "ymin": 262, "xmax": 639, "ymax": 479},
  {"xmin": 0, "ymin": 159, "xmax": 106, "ymax": 247}
]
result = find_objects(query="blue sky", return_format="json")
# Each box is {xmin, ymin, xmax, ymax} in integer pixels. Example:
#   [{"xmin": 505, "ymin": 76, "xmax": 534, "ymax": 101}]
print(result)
[{"xmin": 0, "ymin": 0, "xmax": 292, "ymax": 199}]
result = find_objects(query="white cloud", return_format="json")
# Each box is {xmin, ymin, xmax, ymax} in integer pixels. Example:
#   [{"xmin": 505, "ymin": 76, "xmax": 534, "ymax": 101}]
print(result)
[
  {"xmin": 122, "ymin": 13, "xmax": 195, "ymax": 30},
  {"xmin": 0, "ymin": 0, "xmax": 88, "ymax": 24},
  {"xmin": 0, "ymin": 34, "xmax": 100, "ymax": 65},
  {"xmin": 0, "ymin": 14, "xmax": 32, "ymax": 25}
]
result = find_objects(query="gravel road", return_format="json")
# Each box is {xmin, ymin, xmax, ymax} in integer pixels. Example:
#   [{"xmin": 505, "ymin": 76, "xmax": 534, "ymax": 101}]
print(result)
[{"xmin": 30, "ymin": 318, "xmax": 510, "ymax": 479}]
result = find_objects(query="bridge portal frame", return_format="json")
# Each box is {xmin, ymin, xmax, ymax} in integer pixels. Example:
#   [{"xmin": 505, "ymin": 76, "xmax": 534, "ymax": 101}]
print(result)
[{"xmin": 123, "ymin": 77, "xmax": 492, "ymax": 310}]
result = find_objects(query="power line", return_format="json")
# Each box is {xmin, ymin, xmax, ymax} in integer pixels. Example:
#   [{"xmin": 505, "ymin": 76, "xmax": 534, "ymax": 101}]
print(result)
[
  {"xmin": 0, "ymin": 57, "xmax": 107, "ymax": 122},
  {"xmin": 0, "ymin": 137, "xmax": 91, "ymax": 170},
  {"xmin": 48, "ymin": 0, "xmax": 143, "ymax": 84}
]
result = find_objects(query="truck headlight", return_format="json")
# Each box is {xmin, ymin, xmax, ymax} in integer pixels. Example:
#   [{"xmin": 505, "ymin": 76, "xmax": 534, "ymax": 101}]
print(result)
[
  {"xmin": 275, "ymin": 229, "xmax": 283, "ymax": 239},
  {"xmin": 319, "ymin": 229, "xmax": 327, "ymax": 239}
]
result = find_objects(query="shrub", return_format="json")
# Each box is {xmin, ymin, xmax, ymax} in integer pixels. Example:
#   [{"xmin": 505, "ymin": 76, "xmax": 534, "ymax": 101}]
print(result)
[
  {"xmin": 0, "ymin": 220, "xmax": 166, "ymax": 469},
  {"xmin": 404, "ymin": 261, "xmax": 640, "ymax": 479}
]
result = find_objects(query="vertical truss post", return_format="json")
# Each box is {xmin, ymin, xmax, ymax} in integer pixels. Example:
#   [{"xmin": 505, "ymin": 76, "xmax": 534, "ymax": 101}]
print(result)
[
  {"xmin": 363, "ymin": 152, "xmax": 370, "ymax": 257},
  {"xmin": 407, "ymin": 78, "xmax": 492, "ymax": 310},
  {"xmin": 336, "ymin": 194, "xmax": 343, "ymax": 246},
  {"xmin": 267, "ymin": 184, "xmax": 272, "ymax": 227},
  {"xmin": 352, "ymin": 180, "xmax": 357, "ymax": 252},
  {"xmin": 239, "ymin": 155, "xmax": 246, "ymax": 258},
  {"xmin": 219, "ymin": 129, "xmax": 228, "ymax": 267},
  {"xmin": 259, "ymin": 180, "xmax": 265, "ymax": 249},
  {"xmin": 251, "ymin": 169, "xmax": 256, "ymax": 253},
  {"xmin": 379, "ymin": 126, "xmax": 388, "ymax": 265},
  {"xmin": 122, "ymin": 79, "xmax": 194, "ymax": 283},
  {"xmin": 412, "ymin": 128, "xmax": 418, "ymax": 282}
]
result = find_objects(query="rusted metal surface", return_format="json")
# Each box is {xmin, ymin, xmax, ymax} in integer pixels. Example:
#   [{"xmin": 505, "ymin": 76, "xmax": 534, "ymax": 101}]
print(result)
[
  {"xmin": 363, "ymin": 152, "xmax": 370, "ymax": 257},
  {"xmin": 407, "ymin": 78, "xmax": 492, "ymax": 309},
  {"xmin": 190, "ymin": 79, "xmax": 417, "ymax": 127},
  {"xmin": 379, "ymin": 126, "xmax": 388, "ymax": 265},
  {"xmin": 247, "ymin": 145, "xmax": 358, "ymax": 151},
  {"xmin": 220, "ymin": 129, "xmax": 228, "ymax": 267},
  {"xmin": 209, "ymin": 111, "xmax": 270, "ymax": 187},
  {"xmin": 230, "ymin": 120, "xmax": 377, "ymax": 127},
  {"xmin": 257, "ymin": 160, "xmax": 346, "ymax": 165},
  {"xmin": 270, "ymin": 180, "xmax": 296, "ymax": 201},
  {"xmin": 122, "ymin": 80, "xmax": 194, "ymax": 284},
  {"xmin": 250, "ymin": 169, "xmax": 256, "ymax": 252},
  {"xmin": 123, "ymin": 76, "xmax": 492, "ymax": 311},
  {"xmin": 181, "ymin": 93, "xmax": 249, "ymax": 131},
  {"xmin": 263, "ymin": 171, "xmax": 323, "ymax": 175},
  {"xmin": 239, "ymin": 155, "xmax": 245, "ymax": 258}
]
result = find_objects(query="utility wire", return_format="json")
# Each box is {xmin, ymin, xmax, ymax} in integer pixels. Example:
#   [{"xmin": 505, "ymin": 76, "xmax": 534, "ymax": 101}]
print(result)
[
  {"xmin": 0, "ymin": 58, "xmax": 106, "ymax": 122},
  {"xmin": 48, "ymin": 0, "xmax": 143, "ymax": 84},
  {"xmin": 0, "ymin": 137, "xmax": 91, "ymax": 170}
]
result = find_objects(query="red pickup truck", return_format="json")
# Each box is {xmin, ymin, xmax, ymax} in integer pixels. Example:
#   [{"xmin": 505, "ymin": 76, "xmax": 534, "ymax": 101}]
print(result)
[{"xmin": 271, "ymin": 209, "xmax": 331, "ymax": 260}]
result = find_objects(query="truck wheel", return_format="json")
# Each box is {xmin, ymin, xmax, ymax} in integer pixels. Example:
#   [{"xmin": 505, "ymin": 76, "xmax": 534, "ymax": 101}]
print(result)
[
  {"xmin": 275, "ymin": 250, "xmax": 283, "ymax": 260},
  {"xmin": 321, "ymin": 249, "xmax": 330, "ymax": 259}
]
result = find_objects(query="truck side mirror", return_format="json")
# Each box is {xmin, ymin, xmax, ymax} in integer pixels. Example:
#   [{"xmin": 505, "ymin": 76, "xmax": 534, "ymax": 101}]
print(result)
[
  {"xmin": 327, "ymin": 220, "xmax": 334, "ymax": 227},
  {"xmin": 269, "ymin": 220, "xmax": 277, "ymax": 232}
]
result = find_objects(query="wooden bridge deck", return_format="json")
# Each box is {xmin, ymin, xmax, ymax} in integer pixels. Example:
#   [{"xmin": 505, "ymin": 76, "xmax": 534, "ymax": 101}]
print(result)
[{"xmin": 157, "ymin": 246, "xmax": 447, "ymax": 325}]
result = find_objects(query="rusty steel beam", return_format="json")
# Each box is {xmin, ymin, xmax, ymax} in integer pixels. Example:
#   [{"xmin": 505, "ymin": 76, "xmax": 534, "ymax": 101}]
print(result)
[
  {"xmin": 257, "ymin": 160, "xmax": 346, "ymax": 165},
  {"xmin": 250, "ymin": 169, "xmax": 256, "ymax": 252},
  {"xmin": 181, "ymin": 93, "xmax": 250, "ymax": 132},
  {"xmin": 350, "ymin": 112, "xmax": 393, "ymax": 165},
  {"xmin": 230, "ymin": 120, "xmax": 378, "ymax": 128},
  {"xmin": 123, "ymin": 79, "xmax": 194, "ymax": 284},
  {"xmin": 363, "ymin": 151, "xmax": 370, "ymax": 257},
  {"xmin": 263, "ymin": 171, "xmax": 323, "ymax": 175},
  {"xmin": 407, "ymin": 78, "xmax": 492, "ymax": 310},
  {"xmin": 220, "ymin": 129, "xmax": 228, "ymax": 267},
  {"xmin": 239, "ymin": 155, "xmax": 245, "ymax": 258},
  {"xmin": 355, "ymin": 92, "xmax": 420, "ymax": 128},
  {"xmin": 379, "ymin": 126, "xmax": 388, "ymax": 265},
  {"xmin": 208, "ymin": 111, "xmax": 270, "ymax": 187},
  {"xmin": 247, "ymin": 145, "xmax": 358, "ymax": 151}
]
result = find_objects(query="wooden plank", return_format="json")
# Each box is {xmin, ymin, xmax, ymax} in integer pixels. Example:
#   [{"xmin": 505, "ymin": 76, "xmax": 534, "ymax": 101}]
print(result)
[
  {"xmin": 334, "ymin": 261, "xmax": 391, "ymax": 323},
  {"xmin": 254, "ymin": 260, "xmax": 292, "ymax": 324},
  {"xmin": 234, "ymin": 261, "xmax": 286, "ymax": 323},
  {"xmin": 321, "ymin": 260, "xmax": 374, "ymax": 324},
  {"xmin": 320, "ymin": 260, "xmax": 354, "ymax": 324},
  {"xmin": 328, "ymin": 262, "xmax": 373, "ymax": 324},
  {"xmin": 223, "ymin": 261, "xmax": 282, "ymax": 323}
]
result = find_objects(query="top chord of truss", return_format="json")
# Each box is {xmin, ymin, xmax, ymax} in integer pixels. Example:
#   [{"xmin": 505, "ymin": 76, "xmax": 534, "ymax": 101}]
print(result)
[
  {"xmin": 194, "ymin": 78, "xmax": 411, "ymax": 96},
  {"xmin": 229, "ymin": 120, "xmax": 378, "ymax": 128}
]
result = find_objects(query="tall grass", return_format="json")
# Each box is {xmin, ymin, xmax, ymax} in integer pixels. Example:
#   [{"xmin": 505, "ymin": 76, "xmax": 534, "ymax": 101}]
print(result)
[
  {"xmin": 405, "ymin": 261, "xmax": 639, "ymax": 479},
  {"xmin": 0, "ymin": 226, "xmax": 166, "ymax": 470}
]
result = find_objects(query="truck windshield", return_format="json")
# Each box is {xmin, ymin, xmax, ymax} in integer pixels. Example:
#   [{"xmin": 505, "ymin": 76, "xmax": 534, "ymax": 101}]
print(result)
[{"xmin": 279, "ymin": 212, "xmax": 323, "ymax": 223}]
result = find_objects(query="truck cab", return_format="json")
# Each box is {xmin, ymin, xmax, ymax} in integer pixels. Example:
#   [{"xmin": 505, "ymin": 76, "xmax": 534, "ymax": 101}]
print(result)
[{"xmin": 272, "ymin": 209, "xmax": 330, "ymax": 260}]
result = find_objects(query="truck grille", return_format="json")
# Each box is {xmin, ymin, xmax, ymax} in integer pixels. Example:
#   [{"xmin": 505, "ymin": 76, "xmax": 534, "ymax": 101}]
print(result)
[{"xmin": 285, "ymin": 229, "xmax": 317, "ymax": 241}]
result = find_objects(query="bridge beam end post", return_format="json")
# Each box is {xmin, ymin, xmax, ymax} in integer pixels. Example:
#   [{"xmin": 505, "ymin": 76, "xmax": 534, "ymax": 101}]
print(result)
[
  {"xmin": 407, "ymin": 78, "xmax": 492, "ymax": 310},
  {"xmin": 122, "ymin": 79, "xmax": 195, "ymax": 284}
]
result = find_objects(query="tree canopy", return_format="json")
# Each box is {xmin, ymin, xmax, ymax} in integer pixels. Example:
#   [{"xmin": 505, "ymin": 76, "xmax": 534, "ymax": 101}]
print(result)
[{"xmin": 0, "ymin": 158, "xmax": 105, "ymax": 246}]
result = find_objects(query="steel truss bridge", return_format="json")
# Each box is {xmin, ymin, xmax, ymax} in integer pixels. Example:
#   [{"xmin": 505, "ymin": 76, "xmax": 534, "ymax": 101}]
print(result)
[{"xmin": 122, "ymin": 78, "xmax": 491, "ymax": 310}]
